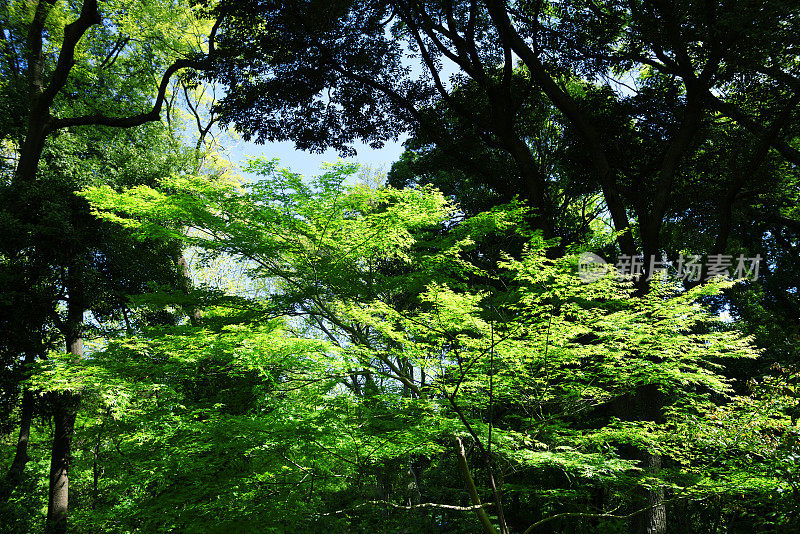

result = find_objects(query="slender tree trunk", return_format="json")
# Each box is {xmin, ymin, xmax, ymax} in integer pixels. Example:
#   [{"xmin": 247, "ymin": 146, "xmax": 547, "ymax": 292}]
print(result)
[
  {"xmin": 634, "ymin": 229, "xmax": 667, "ymax": 534},
  {"xmin": 176, "ymin": 252, "xmax": 202, "ymax": 325},
  {"xmin": 633, "ymin": 453, "xmax": 666, "ymax": 534},
  {"xmin": 46, "ymin": 261, "xmax": 84, "ymax": 534},
  {"xmin": 621, "ymin": 383, "xmax": 666, "ymax": 534},
  {"xmin": 46, "ymin": 397, "xmax": 77, "ymax": 534},
  {"xmin": 453, "ymin": 436, "xmax": 499, "ymax": 534},
  {"xmin": 0, "ymin": 379, "xmax": 34, "ymax": 503}
]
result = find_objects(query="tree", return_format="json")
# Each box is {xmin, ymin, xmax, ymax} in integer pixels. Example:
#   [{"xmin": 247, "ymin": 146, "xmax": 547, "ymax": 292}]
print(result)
[
  {"xmin": 205, "ymin": 0, "xmax": 800, "ymax": 269},
  {"xmin": 202, "ymin": 4, "xmax": 800, "ymax": 527},
  {"xmin": 0, "ymin": 0, "xmax": 218, "ymax": 528},
  {"xmin": 0, "ymin": 120, "xmax": 196, "ymax": 529},
  {"xmin": 80, "ymin": 159, "xmax": 789, "ymax": 533}
]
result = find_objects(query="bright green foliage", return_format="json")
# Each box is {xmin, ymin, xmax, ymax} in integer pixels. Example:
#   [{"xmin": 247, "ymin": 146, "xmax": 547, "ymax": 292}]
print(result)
[
  {"xmin": 0, "ymin": 0, "xmax": 796, "ymax": 530},
  {"xmin": 0, "ymin": 0, "xmax": 218, "ymax": 528},
  {"xmin": 64, "ymin": 161, "xmax": 791, "ymax": 532}
]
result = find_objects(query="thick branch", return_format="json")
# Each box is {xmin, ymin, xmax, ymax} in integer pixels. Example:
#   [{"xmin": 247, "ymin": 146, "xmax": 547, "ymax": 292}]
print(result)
[
  {"xmin": 326, "ymin": 56, "xmax": 425, "ymax": 128},
  {"xmin": 714, "ymin": 90, "xmax": 800, "ymax": 253},
  {"xmin": 485, "ymin": 0, "xmax": 635, "ymax": 255},
  {"xmin": 49, "ymin": 58, "xmax": 205, "ymax": 132},
  {"xmin": 708, "ymin": 93, "xmax": 800, "ymax": 167},
  {"xmin": 26, "ymin": 0, "xmax": 57, "ymax": 97},
  {"xmin": 322, "ymin": 498, "xmax": 496, "ymax": 516},
  {"xmin": 394, "ymin": 4, "xmax": 486, "ymax": 130},
  {"xmin": 649, "ymin": 83, "xmax": 706, "ymax": 232},
  {"xmin": 41, "ymin": 0, "xmax": 102, "ymax": 108}
]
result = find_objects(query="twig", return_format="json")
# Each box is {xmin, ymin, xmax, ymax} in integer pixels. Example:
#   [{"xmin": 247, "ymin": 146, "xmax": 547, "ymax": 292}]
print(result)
[
  {"xmin": 320, "ymin": 499, "xmax": 496, "ymax": 517},
  {"xmin": 522, "ymin": 496, "xmax": 684, "ymax": 534}
]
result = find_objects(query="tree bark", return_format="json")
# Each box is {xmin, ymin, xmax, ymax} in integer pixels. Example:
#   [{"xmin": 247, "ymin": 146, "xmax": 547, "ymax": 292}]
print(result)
[
  {"xmin": 632, "ymin": 453, "xmax": 666, "ymax": 534},
  {"xmin": 453, "ymin": 436, "xmax": 499, "ymax": 534},
  {"xmin": 15, "ymin": 109, "xmax": 51, "ymax": 183},
  {"xmin": 13, "ymin": 0, "xmax": 211, "ymax": 185},
  {"xmin": 45, "ymin": 397, "xmax": 77, "ymax": 534},
  {"xmin": 484, "ymin": 0, "xmax": 636, "ymax": 257},
  {"xmin": 622, "ymin": 384, "xmax": 667, "ymax": 534},
  {"xmin": 46, "ymin": 261, "xmax": 84, "ymax": 534},
  {"xmin": 0, "ymin": 381, "xmax": 34, "ymax": 503}
]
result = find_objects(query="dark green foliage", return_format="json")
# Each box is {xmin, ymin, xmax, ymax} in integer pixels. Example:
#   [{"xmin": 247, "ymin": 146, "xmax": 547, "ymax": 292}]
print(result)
[{"xmin": 2, "ymin": 0, "xmax": 800, "ymax": 532}]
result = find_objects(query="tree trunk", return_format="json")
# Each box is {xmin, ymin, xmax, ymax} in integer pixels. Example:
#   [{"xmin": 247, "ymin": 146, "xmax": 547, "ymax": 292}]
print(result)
[
  {"xmin": 453, "ymin": 436, "xmax": 499, "ymax": 534},
  {"xmin": 634, "ymin": 231, "xmax": 667, "ymax": 534},
  {"xmin": 176, "ymin": 252, "xmax": 202, "ymax": 325},
  {"xmin": 45, "ymin": 397, "xmax": 77, "ymax": 534},
  {"xmin": 15, "ymin": 110, "xmax": 50, "ymax": 183},
  {"xmin": 0, "ymin": 383, "xmax": 34, "ymax": 503},
  {"xmin": 633, "ymin": 453, "xmax": 666, "ymax": 534},
  {"xmin": 502, "ymin": 132, "xmax": 553, "ymax": 237},
  {"xmin": 46, "ymin": 260, "xmax": 84, "ymax": 533},
  {"xmin": 624, "ymin": 384, "xmax": 667, "ymax": 534}
]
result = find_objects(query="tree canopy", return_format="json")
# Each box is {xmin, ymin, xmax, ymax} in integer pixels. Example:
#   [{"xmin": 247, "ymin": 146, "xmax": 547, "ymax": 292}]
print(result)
[{"xmin": 1, "ymin": 1, "xmax": 799, "ymax": 533}]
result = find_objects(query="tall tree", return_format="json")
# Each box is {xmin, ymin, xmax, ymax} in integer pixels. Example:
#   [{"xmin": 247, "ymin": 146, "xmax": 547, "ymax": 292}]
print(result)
[
  {"xmin": 206, "ymin": 0, "xmax": 800, "ymax": 269},
  {"xmin": 203, "ymin": 4, "xmax": 800, "ymax": 529},
  {"xmin": 81, "ymin": 159, "xmax": 789, "ymax": 533},
  {"xmin": 0, "ymin": 0, "xmax": 217, "ymax": 528}
]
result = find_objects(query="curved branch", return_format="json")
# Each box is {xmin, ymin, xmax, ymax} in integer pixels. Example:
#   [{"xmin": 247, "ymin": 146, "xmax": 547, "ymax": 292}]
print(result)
[
  {"xmin": 41, "ymin": 0, "xmax": 102, "ymax": 107},
  {"xmin": 322, "ymin": 498, "xmax": 496, "ymax": 516},
  {"xmin": 484, "ymin": 0, "xmax": 635, "ymax": 255},
  {"xmin": 49, "ymin": 57, "xmax": 206, "ymax": 132},
  {"xmin": 522, "ymin": 497, "xmax": 684, "ymax": 534}
]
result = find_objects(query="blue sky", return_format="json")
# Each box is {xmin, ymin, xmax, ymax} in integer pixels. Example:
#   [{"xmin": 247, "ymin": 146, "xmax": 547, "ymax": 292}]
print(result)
[{"xmin": 225, "ymin": 134, "xmax": 408, "ymax": 178}]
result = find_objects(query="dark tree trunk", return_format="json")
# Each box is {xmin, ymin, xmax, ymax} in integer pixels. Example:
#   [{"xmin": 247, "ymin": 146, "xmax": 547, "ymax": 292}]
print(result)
[
  {"xmin": 622, "ymin": 384, "xmax": 667, "ymax": 534},
  {"xmin": 633, "ymin": 453, "xmax": 666, "ymax": 534},
  {"xmin": 0, "ymin": 384, "xmax": 34, "ymax": 503},
  {"xmin": 45, "ymin": 397, "xmax": 77, "ymax": 534},
  {"xmin": 46, "ymin": 261, "xmax": 84, "ymax": 533},
  {"xmin": 15, "ymin": 109, "xmax": 51, "ymax": 183},
  {"xmin": 634, "ymin": 231, "xmax": 667, "ymax": 534}
]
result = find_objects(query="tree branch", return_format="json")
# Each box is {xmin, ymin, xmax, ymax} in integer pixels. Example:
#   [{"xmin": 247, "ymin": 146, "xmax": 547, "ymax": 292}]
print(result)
[
  {"xmin": 522, "ymin": 497, "xmax": 684, "ymax": 534},
  {"xmin": 49, "ymin": 57, "xmax": 206, "ymax": 132},
  {"xmin": 321, "ymin": 498, "xmax": 496, "ymax": 516},
  {"xmin": 714, "ymin": 90, "xmax": 800, "ymax": 253},
  {"xmin": 707, "ymin": 93, "xmax": 800, "ymax": 167},
  {"xmin": 41, "ymin": 0, "xmax": 102, "ymax": 108},
  {"xmin": 25, "ymin": 0, "xmax": 58, "ymax": 98},
  {"xmin": 484, "ymin": 0, "xmax": 635, "ymax": 255},
  {"xmin": 649, "ymin": 83, "xmax": 706, "ymax": 234}
]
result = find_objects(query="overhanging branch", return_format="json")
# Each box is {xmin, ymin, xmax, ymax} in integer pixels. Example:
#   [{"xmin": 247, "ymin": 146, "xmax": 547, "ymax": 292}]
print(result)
[{"xmin": 49, "ymin": 57, "xmax": 207, "ymax": 132}]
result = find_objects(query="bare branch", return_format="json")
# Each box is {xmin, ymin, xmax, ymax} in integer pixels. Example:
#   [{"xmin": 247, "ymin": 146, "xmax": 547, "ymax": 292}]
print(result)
[
  {"xmin": 322, "ymin": 498, "xmax": 497, "ymax": 516},
  {"xmin": 522, "ymin": 497, "xmax": 685, "ymax": 534}
]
